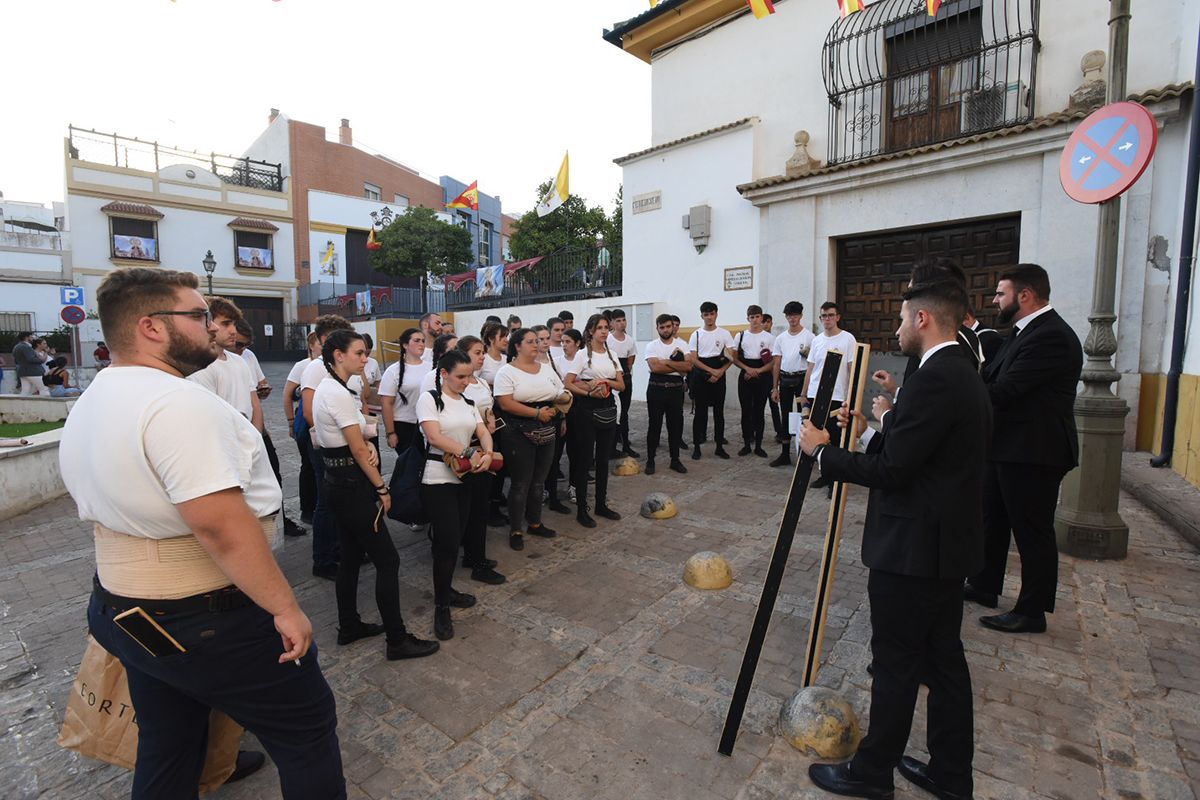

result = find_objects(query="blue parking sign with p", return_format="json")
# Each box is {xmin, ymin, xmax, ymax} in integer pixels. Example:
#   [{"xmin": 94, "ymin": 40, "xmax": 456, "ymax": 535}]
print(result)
[{"xmin": 61, "ymin": 286, "xmax": 85, "ymax": 306}]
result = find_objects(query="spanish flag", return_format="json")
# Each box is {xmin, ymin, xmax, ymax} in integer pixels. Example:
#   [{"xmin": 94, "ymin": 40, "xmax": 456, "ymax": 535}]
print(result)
[
  {"xmin": 747, "ymin": 0, "xmax": 775, "ymax": 18},
  {"xmin": 926, "ymin": 0, "xmax": 942, "ymax": 14},
  {"xmin": 446, "ymin": 181, "xmax": 479, "ymax": 211},
  {"xmin": 839, "ymin": 0, "xmax": 868, "ymax": 16}
]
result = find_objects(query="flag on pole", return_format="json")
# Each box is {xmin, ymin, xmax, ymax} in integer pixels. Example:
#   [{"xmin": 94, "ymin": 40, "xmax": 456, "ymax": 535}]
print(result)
[
  {"xmin": 926, "ymin": 0, "xmax": 942, "ymax": 15},
  {"xmin": 536, "ymin": 153, "xmax": 570, "ymax": 218},
  {"xmin": 838, "ymin": 0, "xmax": 868, "ymax": 16},
  {"xmin": 320, "ymin": 240, "xmax": 337, "ymax": 276},
  {"xmin": 747, "ymin": 0, "xmax": 775, "ymax": 18},
  {"xmin": 367, "ymin": 228, "xmax": 381, "ymax": 251},
  {"xmin": 650, "ymin": 0, "xmax": 658, "ymax": 6},
  {"xmin": 445, "ymin": 181, "xmax": 479, "ymax": 211}
]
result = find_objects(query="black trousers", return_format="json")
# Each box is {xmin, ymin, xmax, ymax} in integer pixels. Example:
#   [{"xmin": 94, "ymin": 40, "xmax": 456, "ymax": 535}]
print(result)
[
  {"xmin": 543, "ymin": 427, "xmax": 569, "ymax": 501},
  {"xmin": 294, "ymin": 433, "xmax": 316, "ymax": 517},
  {"xmin": 420, "ymin": 482, "xmax": 469, "ymax": 605},
  {"xmin": 461, "ymin": 472, "xmax": 491, "ymax": 563},
  {"xmin": 263, "ymin": 429, "xmax": 283, "ymax": 485},
  {"xmin": 568, "ymin": 404, "xmax": 616, "ymax": 511},
  {"xmin": 646, "ymin": 383, "xmax": 685, "ymax": 461},
  {"xmin": 692, "ymin": 374, "xmax": 726, "ymax": 446},
  {"xmin": 326, "ymin": 473, "xmax": 405, "ymax": 641},
  {"xmin": 850, "ymin": 569, "xmax": 974, "ymax": 796},
  {"xmin": 974, "ymin": 461, "xmax": 1067, "ymax": 615},
  {"xmin": 500, "ymin": 425, "xmax": 555, "ymax": 533},
  {"xmin": 392, "ymin": 421, "xmax": 420, "ymax": 454},
  {"xmin": 737, "ymin": 369, "xmax": 770, "ymax": 448},
  {"xmin": 776, "ymin": 376, "xmax": 804, "ymax": 456},
  {"xmin": 617, "ymin": 368, "xmax": 634, "ymax": 448}
]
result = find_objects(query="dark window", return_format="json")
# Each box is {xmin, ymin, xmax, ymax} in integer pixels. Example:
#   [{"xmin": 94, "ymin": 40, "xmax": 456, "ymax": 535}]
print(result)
[
  {"xmin": 110, "ymin": 217, "xmax": 158, "ymax": 261},
  {"xmin": 234, "ymin": 230, "xmax": 274, "ymax": 270}
]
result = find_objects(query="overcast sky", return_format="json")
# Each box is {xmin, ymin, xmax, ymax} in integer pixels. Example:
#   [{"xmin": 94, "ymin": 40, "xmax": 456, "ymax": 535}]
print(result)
[{"xmin": 2, "ymin": 0, "xmax": 653, "ymax": 216}]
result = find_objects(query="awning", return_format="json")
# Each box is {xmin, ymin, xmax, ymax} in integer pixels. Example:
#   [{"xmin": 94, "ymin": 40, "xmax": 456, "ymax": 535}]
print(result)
[
  {"xmin": 99, "ymin": 201, "xmax": 164, "ymax": 220},
  {"xmin": 228, "ymin": 217, "xmax": 280, "ymax": 232},
  {"xmin": 444, "ymin": 257, "xmax": 544, "ymax": 291}
]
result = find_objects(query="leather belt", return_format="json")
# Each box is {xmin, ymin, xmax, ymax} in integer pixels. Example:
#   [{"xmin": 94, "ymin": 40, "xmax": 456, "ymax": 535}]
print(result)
[
  {"xmin": 92, "ymin": 575, "xmax": 252, "ymax": 615},
  {"xmin": 322, "ymin": 455, "xmax": 357, "ymax": 469}
]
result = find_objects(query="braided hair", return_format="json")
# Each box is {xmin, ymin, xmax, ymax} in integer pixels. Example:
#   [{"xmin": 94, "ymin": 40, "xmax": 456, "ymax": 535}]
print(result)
[
  {"xmin": 506, "ymin": 327, "xmax": 535, "ymax": 363},
  {"xmin": 581, "ymin": 313, "xmax": 618, "ymax": 373},
  {"xmin": 430, "ymin": 333, "xmax": 459, "ymax": 365},
  {"xmin": 431, "ymin": 349, "xmax": 475, "ymax": 412},
  {"xmin": 392, "ymin": 327, "xmax": 421, "ymax": 405},
  {"xmin": 480, "ymin": 322, "xmax": 508, "ymax": 363},
  {"xmin": 321, "ymin": 329, "xmax": 365, "ymax": 397}
]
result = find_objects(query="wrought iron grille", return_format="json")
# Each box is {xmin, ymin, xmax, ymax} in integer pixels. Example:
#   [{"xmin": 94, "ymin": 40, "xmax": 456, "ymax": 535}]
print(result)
[
  {"xmin": 821, "ymin": 0, "xmax": 1040, "ymax": 166},
  {"xmin": 444, "ymin": 245, "xmax": 623, "ymax": 311}
]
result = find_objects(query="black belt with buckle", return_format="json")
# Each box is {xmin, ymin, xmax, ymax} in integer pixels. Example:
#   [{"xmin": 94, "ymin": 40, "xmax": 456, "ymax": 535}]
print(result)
[
  {"xmin": 92, "ymin": 575, "xmax": 252, "ymax": 615},
  {"xmin": 322, "ymin": 455, "xmax": 357, "ymax": 469}
]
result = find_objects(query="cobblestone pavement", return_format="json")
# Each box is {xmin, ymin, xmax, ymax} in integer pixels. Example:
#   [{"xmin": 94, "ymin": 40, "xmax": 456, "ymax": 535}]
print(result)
[{"xmin": 2, "ymin": 362, "xmax": 1198, "ymax": 799}]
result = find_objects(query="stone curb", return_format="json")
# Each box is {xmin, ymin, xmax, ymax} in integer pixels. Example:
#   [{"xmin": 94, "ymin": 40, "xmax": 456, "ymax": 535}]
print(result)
[{"xmin": 1121, "ymin": 452, "xmax": 1200, "ymax": 552}]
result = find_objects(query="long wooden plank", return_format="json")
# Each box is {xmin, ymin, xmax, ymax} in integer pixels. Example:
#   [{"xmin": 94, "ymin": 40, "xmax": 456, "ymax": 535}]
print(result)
[
  {"xmin": 718, "ymin": 350, "xmax": 844, "ymax": 757},
  {"xmin": 801, "ymin": 342, "xmax": 872, "ymax": 687}
]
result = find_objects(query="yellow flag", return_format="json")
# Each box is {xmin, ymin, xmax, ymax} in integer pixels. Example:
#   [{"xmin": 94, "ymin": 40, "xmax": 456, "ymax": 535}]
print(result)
[{"xmin": 536, "ymin": 153, "xmax": 570, "ymax": 218}]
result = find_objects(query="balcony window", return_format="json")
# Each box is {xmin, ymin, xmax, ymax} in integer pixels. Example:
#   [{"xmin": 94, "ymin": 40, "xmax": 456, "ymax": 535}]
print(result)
[
  {"xmin": 235, "ymin": 230, "xmax": 274, "ymax": 271},
  {"xmin": 110, "ymin": 217, "xmax": 159, "ymax": 262},
  {"xmin": 822, "ymin": 0, "xmax": 1039, "ymax": 165}
]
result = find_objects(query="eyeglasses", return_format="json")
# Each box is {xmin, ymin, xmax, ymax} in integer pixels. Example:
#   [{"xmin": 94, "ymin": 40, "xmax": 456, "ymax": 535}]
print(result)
[
  {"xmin": 151, "ymin": 309, "xmax": 213, "ymax": 326},
  {"xmin": 819, "ymin": 313, "xmax": 839, "ymax": 319}
]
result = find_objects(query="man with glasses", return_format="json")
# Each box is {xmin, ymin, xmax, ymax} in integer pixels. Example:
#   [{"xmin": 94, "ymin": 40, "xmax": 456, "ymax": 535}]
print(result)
[
  {"xmin": 801, "ymin": 302, "xmax": 858, "ymax": 491},
  {"xmin": 59, "ymin": 267, "xmax": 346, "ymax": 798}
]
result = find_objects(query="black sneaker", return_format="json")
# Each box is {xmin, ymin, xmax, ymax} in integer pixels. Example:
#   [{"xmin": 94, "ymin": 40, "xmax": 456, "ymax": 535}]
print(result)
[
  {"xmin": 770, "ymin": 454, "xmax": 791, "ymax": 468},
  {"xmin": 447, "ymin": 589, "xmax": 476, "ymax": 608},
  {"xmin": 669, "ymin": 460, "xmax": 688, "ymax": 474},
  {"xmin": 337, "ymin": 621, "xmax": 385, "ymax": 646},
  {"xmin": 595, "ymin": 505, "xmax": 621, "ymax": 521},
  {"xmin": 623, "ymin": 446, "xmax": 641, "ymax": 458},
  {"xmin": 812, "ymin": 475, "xmax": 831, "ymax": 489},
  {"xmin": 462, "ymin": 556, "xmax": 498, "ymax": 570},
  {"xmin": 434, "ymin": 606, "xmax": 454, "ymax": 641},
  {"xmin": 715, "ymin": 447, "xmax": 731, "ymax": 459},
  {"xmin": 754, "ymin": 447, "xmax": 769, "ymax": 458},
  {"xmin": 737, "ymin": 445, "xmax": 752, "ymax": 456},
  {"xmin": 471, "ymin": 566, "xmax": 507, "ymax": 585},
  {"xmin": 528, "ymin": 523, "xmax": 557, "ymax": 538},
  {"xmin": 312, "ymin": 563, "xmax": 338, "ymax": 581},
  {"xmin": 577, "ymin": 510, "xmax": 597, "ymax": 529},
  {"xmin": 386, "ymin": 633, "xmax": 439, "ymax": 660},
  {"xmin": 284, "ymin": 517, "xmax": 307, "ymax": 537},
  {"xmin": 691, "ymin": 446, "xmax": 702, "ymax": 461},
  {"xmin": 547, "ymin": 498, "xmax": 572, "ymax": 514},
  {"xmin": 645, "ymin": 459, "xmax": 656, "ymax": 475},
  {"xmin": 226, "ymin": 750, "xmax": 266, "ymax": 784},
  {"xmin": 509, "ymin": 532, "xmax": 524, "ymax": 551}
]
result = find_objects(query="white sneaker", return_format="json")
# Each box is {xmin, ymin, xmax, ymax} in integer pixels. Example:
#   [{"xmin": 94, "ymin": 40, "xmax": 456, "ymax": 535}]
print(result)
[{"xmin": 568, "ymin": 486, "xmax": 577, "ymax": 503}]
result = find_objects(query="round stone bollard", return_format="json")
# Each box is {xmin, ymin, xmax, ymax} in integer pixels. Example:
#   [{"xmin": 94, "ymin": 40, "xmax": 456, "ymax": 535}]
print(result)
[
  {"xmin": 682, "ymin": 551, "xmax": 733, "ymax": 589},
  {"xmin": 611, "ymin": 456, "xmax": 641, "ymax": 477},
  {"xmin": 778, "ymin": 686, "xmax": 862, "ymax": 759},
  {"xmin": 640, "ymin": 492, "xmax": 677, "ymax": 520}
]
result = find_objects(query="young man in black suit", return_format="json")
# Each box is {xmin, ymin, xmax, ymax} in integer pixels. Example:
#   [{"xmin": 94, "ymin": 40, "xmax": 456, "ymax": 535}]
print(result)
[
  {"xmin": 800, "ymin": 278, "xmax": 991, "ymax": 800},
  {"xmin": 966, "ymin": 263, "xmax": 1082, "ymax": 634}
]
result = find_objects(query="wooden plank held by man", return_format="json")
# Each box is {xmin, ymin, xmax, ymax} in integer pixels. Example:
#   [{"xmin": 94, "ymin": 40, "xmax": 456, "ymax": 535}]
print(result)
[
  {"xmin": 802, "ymin": 342, "xmax": 871, "ymax": 688},
  {"xmin": 718, "ymin": 350, "xmax": 844, "ymax": 757}
]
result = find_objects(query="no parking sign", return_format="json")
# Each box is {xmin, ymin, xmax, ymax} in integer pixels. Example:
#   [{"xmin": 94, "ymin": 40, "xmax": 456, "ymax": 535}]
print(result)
[{"xmin": 1060, "ymin": 101, "xmax": 1158, "ymax": 204}]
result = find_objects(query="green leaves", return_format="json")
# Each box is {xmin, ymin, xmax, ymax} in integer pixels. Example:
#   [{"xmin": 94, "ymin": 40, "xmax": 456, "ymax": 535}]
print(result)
[{"xmin": 368, "ymin": 206, "xmax": 474, "ymax": 279}]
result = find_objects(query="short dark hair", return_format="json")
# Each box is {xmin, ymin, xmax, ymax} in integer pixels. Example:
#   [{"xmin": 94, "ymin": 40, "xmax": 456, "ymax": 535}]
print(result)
[
  {"xmin": 669, "ymin": 315, "xmax": 680, "ymax": 324},
  {"xmin": 485, "ymin": 315, "xmax": 502, "ymax": 324},
  {"xmin": 655, "ymin": 313, "xmax": 673, "ymax": 326},
  {"xmin": 314, "ymin": 314, "xmax": 352, "ymax": 339},
  {"xmin": 610, "ymin": 308, "xmax": 626, "ymax": 320},
  {"xmin": 507, "ymin": 314, "xmax": 522, "ymax": 326},
  {"xmin": 481, "ymin": 321, "xmax": 506, "ymax": 346},
  {"xmin": 419, "ymin": 312, "xmax": 441, "ymax": 328},
  {"xmin": 911, "ymin": 257, "xmax": 966, "ymax": 291},
  {"xmin": 234, "ymin": 319, "xmax": 253, "ymax": 342},
  {"xmin": 205, "ymin": 295, "xmax": 243, "ymax": 323},
  {"xmin": 1000, "ymin": 263, "xmax": 1052, "ymax": 301},
  {"xmin": 558, "ymin": 309, "xmax": 574, "ymax": 322},
  {"xmin": 17, "ymin": 331, "xmax": 32, "ymax": 341},
  {"xmin": 362, "ymin": 333, "xmax": 374, "ymax": 350},
  {"xmin": 820, "ymin": 301, "xmax": 839, "ymax": 314},
  {"xmin": 97, "ymin": 267, "xmax": 200, "ymax": 351},
  {"xmin": 783, "ymin": 301, "xmax": 804, "ymax": 316},
  {"xmin": 746, "ymin": 305, "xmax": 763, "ymax": 317},
  {"xmin": 903, "ymin": 278, "xmax": 968, "ymax": 333},
  {"xmin": 700, "ymin": 301, "xmax": 718, "ymax": 314},
  {"xmin": 547, "ymin": 317, "xmax": 564, "ymax": 329}
]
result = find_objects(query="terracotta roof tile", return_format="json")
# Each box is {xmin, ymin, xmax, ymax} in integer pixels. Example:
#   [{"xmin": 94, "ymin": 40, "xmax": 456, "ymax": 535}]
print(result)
[
  {"xmin": 99, "ymin": 201, "xmax": 163, "ymax": 219},
  {"xmin": 614, "ymin": 117, "xmax": 758, "ymax": 166},
  {"xmin": 227, "ymin": 217, "xmax": 280, "ymax": 232}
]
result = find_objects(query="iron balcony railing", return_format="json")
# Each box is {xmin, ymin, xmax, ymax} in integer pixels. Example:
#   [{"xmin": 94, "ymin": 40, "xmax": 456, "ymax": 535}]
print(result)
[
  {"xmin": 312, "ymin": 284, "xmax": 446, "ymax": 320},
  {"xmin": 444, "ymin": 246, "xmax": 622, "ymax": 311},
  {"xmin": 68, "ymin": 125, "xmax": 285, "ymax": 193},
  {"xmin": 821, "ymin": 0, "xmax": 1040, "ymax": 166}
]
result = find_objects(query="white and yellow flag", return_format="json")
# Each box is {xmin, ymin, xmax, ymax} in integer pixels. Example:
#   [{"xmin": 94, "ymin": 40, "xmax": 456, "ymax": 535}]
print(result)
[{"xmin": 536, "ymin": 152, "xmax": 569, "ymax": 217}]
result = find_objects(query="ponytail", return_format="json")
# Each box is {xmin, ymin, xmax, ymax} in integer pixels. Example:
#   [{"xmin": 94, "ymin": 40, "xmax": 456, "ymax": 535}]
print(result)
[
  {"xmin": 321, "ymin": 329, "xmax": 365, "ymax": 397},
  {"xmin": 394, "ymin": 327, "xmax": 421, "ymax": 405}
]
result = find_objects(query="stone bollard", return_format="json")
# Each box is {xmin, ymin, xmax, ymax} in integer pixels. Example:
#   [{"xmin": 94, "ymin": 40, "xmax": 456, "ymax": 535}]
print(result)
[
  {"xmin": 778, "ymin": 686, "xmax": 862, "ymax": 759},
  {"xmin": 611, "ymin": 456, "xmax": 641, "ymax": 476},
  {"xmin": 682, "ymin": 551, "xmax": 732, "ymax": 589},
  {"xmin": 640, "ymin": 492, "xmax": 677, "ymax": 519}
]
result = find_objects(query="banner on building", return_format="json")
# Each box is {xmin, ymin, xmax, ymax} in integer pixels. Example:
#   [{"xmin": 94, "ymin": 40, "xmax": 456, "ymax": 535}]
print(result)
[
  {"xmin": 355, "ymin": 290, "xmax": 373, "ymax": 316},
  {"xmin": 475, "ymin": 264, "xmax": 504, "ymax": 298}
]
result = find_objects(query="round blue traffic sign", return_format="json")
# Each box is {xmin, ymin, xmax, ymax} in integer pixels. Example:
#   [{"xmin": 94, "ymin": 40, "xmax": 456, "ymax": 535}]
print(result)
[
  {"xmin": 1060, "ymin": 101, "xmax": 1158, "ymax": 204},
  {"xmin": 61, "ymin": 305, "xmax": 86, "ymax": 326}
]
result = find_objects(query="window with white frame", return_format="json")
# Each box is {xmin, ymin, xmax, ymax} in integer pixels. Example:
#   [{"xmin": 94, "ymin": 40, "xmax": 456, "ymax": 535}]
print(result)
[
  {"xmin": 234, "ymin": 230, "xmax": 274, "ymax": 271},
  {"xmin": 110, "ymin": 217, "xmax": 159, "ymax": 261},
  {"xmin": 479, "ymin": 221, "xmax": 493, "ymax": 265},
  {"xmin": 364, "ymin": 183, "xmax": 381, "ymax": 201},
  {"xmin": 394, "ymin": 194, "xmax": 409, "ymax": 207}
]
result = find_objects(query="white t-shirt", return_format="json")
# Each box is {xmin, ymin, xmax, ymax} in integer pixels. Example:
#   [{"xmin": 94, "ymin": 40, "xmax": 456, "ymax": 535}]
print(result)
[
  {"xmin": 416, "ymin": 391, "xmax": 483, "ymax": 485},
  {"xmin": 690, "ymin": 327, "xmax": 735, "ymax": 358},
  {"xmin": 312, "ymin": 377, "xmax": 367, "ymax": 449},
  {"xmin": 301, "ymin": 358, "xmax": 363, "ymax": 397},
  {"xmin": 60, "ymin": 366, "xmax": 281, "ymax": 540},
  {"xmin": 571, "ymin": 347, "xmax": 620, "ymax": 382},
  {"xmin": 421, "ymin": 348, "xmax": 432, "ymax": 366},
  {"xmin": 493, "ymin": 362, "xmax": 563, "ymax": 403},
  {"xmin": 773, "ymin": 328, "xmax": 815, "ymax": 373},
  {"xmin": 364, "ymin": 357, "xmax": 382, "ymax": 387},
  {"xmin": 606, "ymin": 333, "xmax": 637, "ymax": 366},
  {"xmin": 188, "ymin": 351, "xmax": 255, "ymax": 419},
  {"xmin": 378, "ymin": 360, "xmax": 431, "ymax": 424},
  {"xmin": 241, "ymin": 347, "xmax": 266, "ymax": 384},
  {"xmin": 644, "ymin": 338, "xmax": 691, "ymax": 382},
  {"xmin": 417, "ymin": 372, "xmax": 495, "ymax": 416},
  {"xmin": 479, "ymin": 353, "xmax": 505, "ymax": 387},
  {"xmin": 734, "ymin": 330, "xmax": 776, "ymax": 363},
  {"xmin": 548, "ymin": 344, "xmax": 565, "ymax": 365},
  {"xmin": 549, "ymin": 350, "xmax": 582, "ymax": 380},
  {"xmin": 286, "ymin": 357, "xmax": 313, "ymax": 387},
  {"xmin": 807, "ymin": 330, "xmax": 858, "ymax": 402}
]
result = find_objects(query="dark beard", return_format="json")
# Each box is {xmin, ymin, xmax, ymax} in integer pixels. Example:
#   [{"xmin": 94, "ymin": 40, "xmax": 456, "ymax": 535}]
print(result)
[
  {"xmin": 997, "ymin": 300, "xmax": 1019, "ymax": 324},
  {"xmin": 164, "ymin": 322, "xmax": 218, "ymax": 376}
]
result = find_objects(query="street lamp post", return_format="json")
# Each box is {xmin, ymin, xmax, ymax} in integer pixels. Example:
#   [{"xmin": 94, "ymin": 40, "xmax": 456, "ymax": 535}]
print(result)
[{"xmin": 202, "ymin": 250, "xmax": 216, "ymax": 296}]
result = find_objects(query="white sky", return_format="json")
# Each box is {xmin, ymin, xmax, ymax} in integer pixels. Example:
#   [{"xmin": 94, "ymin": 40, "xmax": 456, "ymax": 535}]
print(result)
[{"xmin": 1, "ymin": 0, "xmax": 654, "ymax": 216}]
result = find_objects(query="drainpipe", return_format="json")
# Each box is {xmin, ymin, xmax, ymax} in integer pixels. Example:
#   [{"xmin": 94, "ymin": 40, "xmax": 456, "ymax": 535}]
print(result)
[{"xmin": 1151, "ymin": 29, "xmax": 1200, "ymax": 468}]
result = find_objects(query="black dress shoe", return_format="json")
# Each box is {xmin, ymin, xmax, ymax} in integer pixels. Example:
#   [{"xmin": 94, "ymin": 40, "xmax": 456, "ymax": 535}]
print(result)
[
  {"xmin": 471, "ymin": 566, "xmax": 507, "ymax": 585},
  {"xmin": 226, "ymin": 750, "xmax": 266, "ymax": 784},
  {"xmin": 528, "ymin": 523, "xmax": 557, "ymax": 537},
  {"xmin": 692, "ymin": 446, "xmax": 702, "ymax": 461},
  {"xmin": 509, "ymin": 532, "xmax": 524, "ymax": 551},
  {"xmin": 812, "ymin": 474, "xmax": 831, "ymax": 489},
  {"xmin": 808, "ymin": 762, "xmax": 894, "ymax": 799},
  {"xmin": 462, "ymin": 556, "xmax": 498, "ymax": 570},
  {"xmin": 386, "ymin": 633, "xmax": 439, "ymax": 660},
  {"xmin": 283, "ymin": 517, "xmax": 307, "ymax": 537},
  {"xmin": 595, "ymin": 505, "xmax": 621, "ymax": 520},
  {"xmin": 547, "ymin": 498, "xmax": 572, "ymax": 514},
  {"xmin": 980, "ymin": 611, "xmax": 1046, "ymax": 634},
  {"xmin": 337, "ymin": 621, "xmax": 385, "ymax": 645},
  {"xmin": 669, "ymin": 460, "xmax": 687, "ymax": 474},
  {"xmin": 312, "ymin": 563, "xmax": 338, "ymax": 581},
  {"xmin": 447, "ymin": 589, "xmax": 476, "ymax": 608},
  {"xmin": 577, "ymin": 509, "xmax": 597, "ymax": 528},
  {"xmin": 898, "ymin": 756, "xmax": 973, "ymax": 800},
  {"xmin": 645, "ymin": 459, "xmax": 656, "ymax": 474},
  {"xmin": 434, "ymin": 606, "xmax": 454, "ymax": 641},
  {"xmin": 770, "ymin": 454, "xmax": 791, "ymax": 468},
  {"xmin": 737, "ymin": 445, "xmax": 752, "ymax": 456},
  {"xmin": 753, "ymin": 447, "xmax": 769, "ymax": 457},
  {"xmin": 775, "ymin": 433, "xmax": 792, "ymax": 444},
  {"xmin": 714, "ymin": 447, "xmax": 730, "ymax": 459},
  {"xmin": 623, "ymin": 446, "xmax": 641, "ymax": 458},
  {"xmin": 963, "ymin": 583, "xmax": 999, "ymax": 608}
]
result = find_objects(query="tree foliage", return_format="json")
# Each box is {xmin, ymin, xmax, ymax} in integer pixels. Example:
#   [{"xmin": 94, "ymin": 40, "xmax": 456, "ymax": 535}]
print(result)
[
  {"xmin": 602, "ymin": 184, "xmax": 622, "ymax": 256},
  {"xmin": 368, "ymin": 206, "xmax": 473, "ymax": 279},
  {"xmin": 509, "ymin": 181, "xmax": 609, "ymax": 261}
]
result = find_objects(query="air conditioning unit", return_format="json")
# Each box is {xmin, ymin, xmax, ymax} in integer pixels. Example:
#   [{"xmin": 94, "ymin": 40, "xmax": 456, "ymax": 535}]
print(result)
[{"xmin": 961, "ymin": 81, "xmax": 1029, "ymax": 133}]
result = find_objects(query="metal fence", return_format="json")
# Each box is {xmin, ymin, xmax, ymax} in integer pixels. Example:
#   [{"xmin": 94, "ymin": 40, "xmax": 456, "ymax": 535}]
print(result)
[
  {"xmin": 312, "ymin": 284, "xmax": 446, "ymax": 320},
  {"xmin": 68, "ymin": 125, "xmax": 285, "ymax": 193},
  {"xmin": 444, "ymin": 246, "xmax": 622, "ymax": 311}
]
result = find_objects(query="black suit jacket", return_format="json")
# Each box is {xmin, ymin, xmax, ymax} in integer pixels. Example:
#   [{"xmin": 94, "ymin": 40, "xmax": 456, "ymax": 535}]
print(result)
[
  {"xmin": 902, "ymin": 324, "xmax": 982, "ymax": 381},
  {"xmin": 821, "ymin": 347, "xmax": 992, "ymax": 579},
  {"xmin": 975, "ymin": 326, "xmax": 1004, "ymax": 365},
  {"xmin": 982, "ymin": 309, "xmax": 1082, "ymax": 468}
]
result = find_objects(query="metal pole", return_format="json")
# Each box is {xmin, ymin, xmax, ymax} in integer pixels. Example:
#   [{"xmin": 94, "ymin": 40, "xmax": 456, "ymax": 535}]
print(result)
[{"xmin": 1054, "ymin": 0, "xmax": 1131, "ymax": 559}]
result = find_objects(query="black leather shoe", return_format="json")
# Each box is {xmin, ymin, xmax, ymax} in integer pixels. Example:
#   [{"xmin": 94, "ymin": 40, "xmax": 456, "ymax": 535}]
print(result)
[
  {"xmin": 692, "ymin": 446, "xmax": 702, "ymax": 461},
  {"xmin": 775, "ymin": 433, "xmax": 792, "ymax": 443},
  {"xmin": 645, "ymin": 459, "xmax": 656, "ymax": 474},
  {"xmin": 808, "ymin": 762, "xmax": 894, "ymax": 799},
  {"xmin": 447, "ymin": 589, "xmax": 476, "ymax": 608},
  {"xmin": 717, "ymin": 436, "xmax": 729, "ymax": 445},
  {"xmin": 753, "ymin": 447, "xmax": 769, "ymax": 458},
  {"xmin": 509, "ymin": 532, "xmax": 524, "ymax": 551},
  {"xmin": 898, "ymin": 756, "xmax": 973, "ymax": 799},
  {"xmin": 595, "ymin": 505, "xmax": 621, "ymax": 521},
  {"xmin": 434, "ymin": 606, "xmax": 454, "ymax": 641},
  {"xmin": 980, "ymin": 611, "xmax": 1046, "ymax": 634},
  {"xmin": 547, "ymin": 498, "xmax": 572, "ymax": 514},
  {"xmin": 737, "ymin": 445, "xmax": 752, "ymax": 456},
  {"xmin": 226, "ymin": 750, "xmax": 266, "ymax": 784},
  {"xmin": 770, "ymin": 454, "xmax": 791, "ymax": 468},
  {"xmin": 283, "ymin": 517, "xmax": 307, "ymax": 537},
  {"xmin": 624, "ymin": 446, "xmax": 641, "ymax": 458},
  {"xmin": 386, "ymin": 633, "xmax": 439, "ymax": 660},
  {"xmin": 337, "ymin": 621, "xmax": 385, "ymax": 646},
  {"xmin": 669, "ymin": 460, "xmax": 688, "ymax": 474},
  {"xmin": 812, "ymin": 475, "xmax": 831, "ymax": 489},
  {"xmin": 471, "ymin": 566, "xmax": 507, "ymax": 585},
  {"xmin": 462, "ymin": 556, "xmax": 498, "ymax": 570},
  {"xmin": 963, "ymin": 583, "xmax": 999, "ymax": 608},
  {"xmin": 577, "ymin": 509, "xmax": 597, "ymax": 528},
  {"xmin": 312, "ymin": 563, "xmax": 338, "ymax": 581},
  {"xmin": 714, "ymin": 447, "xmax": 730, "ymax": 459},
  {"xmin": 528, "ymin": 523, "xmax": 557, "ymax": 538}
]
